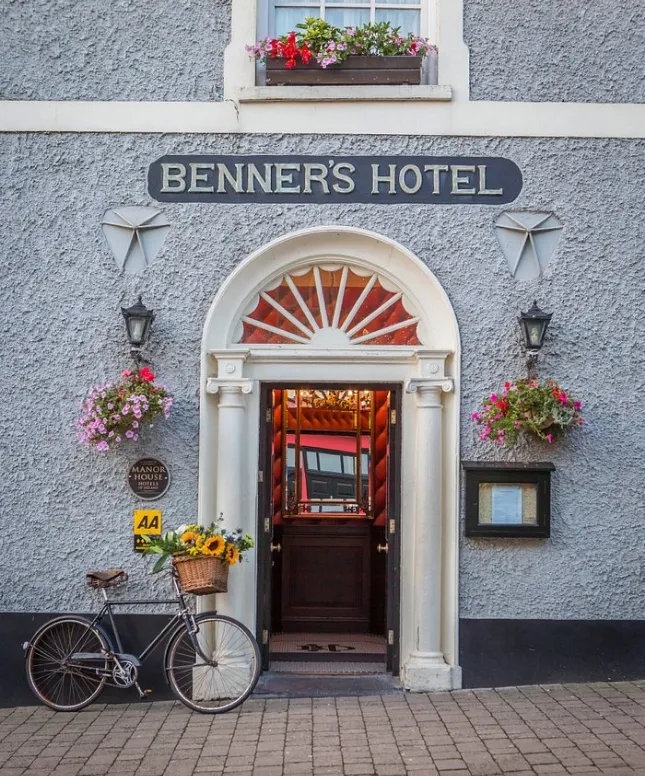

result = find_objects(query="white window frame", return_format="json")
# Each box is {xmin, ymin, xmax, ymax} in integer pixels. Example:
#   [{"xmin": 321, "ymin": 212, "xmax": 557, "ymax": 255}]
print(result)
[
  {"xmin": 224, "ymin": 0, "xmax": 464, "ymax": 101},
  {"xmin": 263, "ymin": 0, "xmax": 431, "ymax": 40}
]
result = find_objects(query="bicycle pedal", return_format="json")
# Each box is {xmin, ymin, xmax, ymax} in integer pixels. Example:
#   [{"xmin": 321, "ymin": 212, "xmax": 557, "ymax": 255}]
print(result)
[{"xmin": 141, "ymin": 689, "xmax": 153, "ymax": 697}]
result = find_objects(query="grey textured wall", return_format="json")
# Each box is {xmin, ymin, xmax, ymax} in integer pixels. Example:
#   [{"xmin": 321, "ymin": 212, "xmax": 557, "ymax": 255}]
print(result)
[
  {"xmin": 1, "ymin": 133, "xmax": 644, "ymax": 620},
  {"xmin": 0, "ymin": 0, "xmax": 230, "ymax": 101},
  {"xmin": 465, "ymin": 0, "xmax": 645, "ymax": 103}
]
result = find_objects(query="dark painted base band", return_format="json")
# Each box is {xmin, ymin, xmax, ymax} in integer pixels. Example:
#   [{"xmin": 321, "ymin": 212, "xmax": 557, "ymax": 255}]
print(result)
[
  {"xmin": 2, "ymin": 612, "xmax": 175, "ymax": 708},
  {"xmin": 4, "ymin": 614, "xmax": 645, "ymax": 707},
  {"xmin": 460, "ymin": 619, "xmax": 645, "ymax": 689}
]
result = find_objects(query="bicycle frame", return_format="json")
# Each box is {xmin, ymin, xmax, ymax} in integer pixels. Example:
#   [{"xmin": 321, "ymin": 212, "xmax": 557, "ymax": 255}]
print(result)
[{"xmin": 74, "ymin": 575, "xmax": 215, "ymax": 671}]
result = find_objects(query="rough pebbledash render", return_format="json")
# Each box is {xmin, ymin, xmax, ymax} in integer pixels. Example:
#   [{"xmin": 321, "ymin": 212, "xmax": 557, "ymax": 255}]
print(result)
[
  {"xmin": 465, "ymin": 0, "xmax": 645, "ymax": 103},
  {"xmin": 0, "ymin": 0, "xmax": 230, "ymax": 101},
  {"xmin": 2, "ymin": 0, "xmax": 644, "ymax": 104},
  {"xmin": 0, "ymin": 132, "xmax": 643, "ymax": 621}
]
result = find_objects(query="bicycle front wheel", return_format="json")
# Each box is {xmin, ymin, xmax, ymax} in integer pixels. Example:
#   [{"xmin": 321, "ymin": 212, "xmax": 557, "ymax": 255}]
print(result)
[
  {"xmin": 26, "ymin": 615, "xmax": 109, "ymax": 711},
  {"xmin": 166, "ymin": 613, "xmax": 261, "ymax": 713}
]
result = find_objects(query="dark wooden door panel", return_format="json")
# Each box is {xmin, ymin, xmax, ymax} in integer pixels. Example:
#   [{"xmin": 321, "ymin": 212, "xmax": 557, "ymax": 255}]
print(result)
[{"xmin": 281, "ymin": 526, "xmax": 371, "ymax": 633}]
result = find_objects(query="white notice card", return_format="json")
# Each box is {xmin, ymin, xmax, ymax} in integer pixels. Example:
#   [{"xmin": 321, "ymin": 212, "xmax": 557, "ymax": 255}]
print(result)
[{"xmin": 490, "ymin": 484, "xmax": 523, "ymax": 524}]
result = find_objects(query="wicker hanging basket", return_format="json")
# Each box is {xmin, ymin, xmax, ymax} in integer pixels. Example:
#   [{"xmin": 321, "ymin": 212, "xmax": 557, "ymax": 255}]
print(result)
[{"xmin": 172, "ymin": 555, "xmax": 229, "ymax": 595}]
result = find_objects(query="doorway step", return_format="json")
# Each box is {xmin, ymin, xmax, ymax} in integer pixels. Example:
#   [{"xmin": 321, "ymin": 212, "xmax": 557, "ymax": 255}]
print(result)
[
  {"xmin": 271, "ymin": 661, "xmax": 386, "ymax": 675},
  {"xmin": 253, "ymin": 672, "xmax": 402, "ymax": 699}
]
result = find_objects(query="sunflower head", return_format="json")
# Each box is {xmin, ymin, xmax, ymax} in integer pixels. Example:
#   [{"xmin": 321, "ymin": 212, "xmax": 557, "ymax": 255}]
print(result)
[
  {"xmin": 225, "ymin": 545, "xmax": 240, "ymax": 565},
  {"xmin": 203, "ymin": 535, "xmax": 226, "ymax": 557},
  {"xmin": 180, "ymin": 531, "xmax": 200, "ymax": 545}
]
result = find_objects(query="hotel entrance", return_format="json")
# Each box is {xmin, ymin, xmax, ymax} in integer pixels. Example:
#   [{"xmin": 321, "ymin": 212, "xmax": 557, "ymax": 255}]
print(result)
[{"xmin": 256, "ymin": 385, "xmax": 401, "ymax": 676}]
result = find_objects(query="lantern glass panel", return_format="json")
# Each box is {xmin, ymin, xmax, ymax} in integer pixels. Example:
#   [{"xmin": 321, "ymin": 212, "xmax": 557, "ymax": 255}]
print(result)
[
  {"xmin": 128, "ymin": 317, "xmax": 147, "ymax": 345},
  {"xmin": 526, "ymin": 321, "xmax": 544, "ymax": 348}
]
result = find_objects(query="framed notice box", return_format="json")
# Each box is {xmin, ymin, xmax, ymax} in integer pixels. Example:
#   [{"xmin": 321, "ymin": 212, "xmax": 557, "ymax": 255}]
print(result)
[{"xmin": 462, "ymin": 462, "xmax": 554, "ymax": 538}]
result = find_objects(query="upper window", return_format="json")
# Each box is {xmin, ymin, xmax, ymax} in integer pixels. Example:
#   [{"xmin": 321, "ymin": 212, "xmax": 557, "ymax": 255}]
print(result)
[{"xmin": 269, "ymin": 0, "xmax": 423, "ymax": 37}]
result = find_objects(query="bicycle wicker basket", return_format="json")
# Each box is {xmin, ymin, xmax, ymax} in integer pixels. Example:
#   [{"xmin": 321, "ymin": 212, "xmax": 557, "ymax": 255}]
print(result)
[{"xmin": 172, "ymin": 555, "xmax": 229, "ymax": 595}]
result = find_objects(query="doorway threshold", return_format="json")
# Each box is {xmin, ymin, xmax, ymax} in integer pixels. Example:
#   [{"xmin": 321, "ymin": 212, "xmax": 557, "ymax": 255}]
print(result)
[
  {"xmin": 254, "ymin": 672, "xmax": 403, "ymax": 698},
  {"xmin": 271, "ymin": 660, "xmax": 386, "ymax": 674}
]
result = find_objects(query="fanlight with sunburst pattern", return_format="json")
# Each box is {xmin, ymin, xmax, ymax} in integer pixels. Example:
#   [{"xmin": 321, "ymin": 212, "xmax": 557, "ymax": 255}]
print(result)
[{"xmin": 236, "ymin": 264, "xmax": 422, "ymax": 346}]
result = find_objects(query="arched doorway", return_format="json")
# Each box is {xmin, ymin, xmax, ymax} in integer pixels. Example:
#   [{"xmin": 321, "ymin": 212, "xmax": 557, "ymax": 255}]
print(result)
[{"xmin": 199, "ymin": 226, "xmax": 461, "ymax": 691}]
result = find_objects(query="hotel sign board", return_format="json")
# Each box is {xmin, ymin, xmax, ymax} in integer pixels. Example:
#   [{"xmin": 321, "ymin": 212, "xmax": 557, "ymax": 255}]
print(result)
[{"xmin": 148, "ymin": 155, "xmax": 522, "ymax": 205}]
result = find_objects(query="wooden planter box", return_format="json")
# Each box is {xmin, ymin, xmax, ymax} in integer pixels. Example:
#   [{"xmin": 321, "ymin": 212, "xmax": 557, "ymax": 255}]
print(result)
[{"xmin": 265, "ymin": 55, "xmax": 422, "ymax": 86}]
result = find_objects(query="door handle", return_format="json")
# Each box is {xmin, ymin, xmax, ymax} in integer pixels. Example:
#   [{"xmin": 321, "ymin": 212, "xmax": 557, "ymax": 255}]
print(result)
[
  {"xmin": 271, "ymin": 542, "xmax": 282, "ymax": 553},
  {"xmin": 376, "ymin": 543, "xmax": 388, "ymax": 553}
]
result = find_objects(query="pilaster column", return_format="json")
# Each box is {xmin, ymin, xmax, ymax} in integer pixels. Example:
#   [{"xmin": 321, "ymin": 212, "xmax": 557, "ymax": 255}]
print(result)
[
  {"xmin": 403, "ymin": 375, "xmax": 454, "ymax": 691},
  {"xmin": 205, "ymin": 376, "xmax": 253, "ymax": 620}
]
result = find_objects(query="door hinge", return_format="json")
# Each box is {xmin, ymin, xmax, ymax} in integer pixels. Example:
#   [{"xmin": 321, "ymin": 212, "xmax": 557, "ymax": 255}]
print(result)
[
  {"xmin": 390, "ymin": 409, "xmax": 397, "ymax": 425},
  {"xmin": 258, "ymin": 470, "xmax": 264, "ymax": 483},
  {"xmin": 389, "ymin": 519, "xmax": 396, "ymax": 535},
  {"xmin": 266, "ymin": 408, "xmax": 272, "ymax": 422},
  {"xmin": 388, "ymin": 630, "xmax": 394, "ymax": 645},
  {"xmin": 264, "ymin": 518, "xmax": 270, "ymax": 533},
  {"xmin": 262, "ymin": 629, "xmax": 268, "ymax": 645}
]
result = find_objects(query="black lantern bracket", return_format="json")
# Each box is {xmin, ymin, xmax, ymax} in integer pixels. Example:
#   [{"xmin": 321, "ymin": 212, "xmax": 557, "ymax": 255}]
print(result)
[
  {"xmin": 518, "ymin": 300, "xmax": 552, "ymax": 376},
  {"xmin": 121, "ymin": 295, "xmax": 155, "ymax": 365}
]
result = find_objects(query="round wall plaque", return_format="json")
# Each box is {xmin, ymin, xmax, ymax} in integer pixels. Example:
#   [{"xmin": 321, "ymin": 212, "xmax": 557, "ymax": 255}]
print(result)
[{"xmin": 128, "ymin": 458, "xmax": 170, "ymax": 501}]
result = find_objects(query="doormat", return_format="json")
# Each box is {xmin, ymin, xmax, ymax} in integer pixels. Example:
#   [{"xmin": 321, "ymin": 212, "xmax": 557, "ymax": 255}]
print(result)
[
  {"xmin": 271, "ymin": 661, "xmax": 387, "ymax": 675},
  {"xmin": 271, "ymin": 633, "xmax": 386, "ymax": 663}
]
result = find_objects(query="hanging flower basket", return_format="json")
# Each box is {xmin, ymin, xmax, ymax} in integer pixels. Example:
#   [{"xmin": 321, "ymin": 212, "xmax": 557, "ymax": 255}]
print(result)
[
  {"xmin": 75, "ymin": 368, "xmax": 173, "ymax": 452},
  {"xmin": 472, "ymin": 379, "xmax": 583, "ymax": 446}
]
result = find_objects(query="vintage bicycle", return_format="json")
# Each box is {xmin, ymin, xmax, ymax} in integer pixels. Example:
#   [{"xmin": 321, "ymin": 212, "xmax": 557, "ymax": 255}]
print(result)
[{"xmin": 22, "ymin": 568, "xmax": 261, "ymax": 714}]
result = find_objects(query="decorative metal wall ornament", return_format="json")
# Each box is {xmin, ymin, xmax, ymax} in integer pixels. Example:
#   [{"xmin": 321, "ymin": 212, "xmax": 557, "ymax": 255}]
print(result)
[
  {"xmin": 102, "ymin": 207, "xmax": 170, "ymax": 274},
  {"xmin": 494, "ymin": 212, "xmax": 563, "ymax": 281}
]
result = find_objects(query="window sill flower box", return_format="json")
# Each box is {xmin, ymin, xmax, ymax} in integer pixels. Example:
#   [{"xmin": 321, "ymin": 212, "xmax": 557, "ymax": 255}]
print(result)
[
  {"xmin": 248, "ymin": 19, "xmax": 434, "ymax": 89},
  {"xmin": 265, "ymin": 55, "xmax": 423, "ymax": 86}
]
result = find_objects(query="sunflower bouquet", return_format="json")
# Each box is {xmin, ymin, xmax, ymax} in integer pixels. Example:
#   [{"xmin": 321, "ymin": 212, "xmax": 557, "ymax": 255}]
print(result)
[{"xmin": 141, "ymin": 517, "xmax": 254, "ymax": 581}]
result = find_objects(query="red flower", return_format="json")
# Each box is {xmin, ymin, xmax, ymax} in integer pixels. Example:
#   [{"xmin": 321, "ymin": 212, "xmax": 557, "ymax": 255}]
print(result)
[
  {"xmin": 300, "ymin": 42, "xmax": 312, "ymax": 64},
  {"xmin": 496, "ymin": 400, "xmax": 508, "ymax": 412},
  {"xmin": 285, "ymin": 58, "xmax": 296, "ymax": 69},
  {"xmin": 139, "ymin": 367, "xmax": 155, "ymax": 382}
]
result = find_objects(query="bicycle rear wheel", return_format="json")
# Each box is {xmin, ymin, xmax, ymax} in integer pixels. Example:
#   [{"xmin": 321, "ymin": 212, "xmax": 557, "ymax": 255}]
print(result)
[
  {"xmin": 25, "ymin": 615, "xmax": 109, "ymax": 711},
  {"xmin": 166, "ymin": 613, "xmax": 261, "ymax": 713}
]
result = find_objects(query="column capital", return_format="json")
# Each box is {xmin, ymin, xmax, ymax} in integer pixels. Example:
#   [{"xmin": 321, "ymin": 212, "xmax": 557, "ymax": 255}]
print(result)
[
  {"xmin": 206, "ymin": 377, "xmax": 254, "ymax": 399},
  {"xmin": 406, "ymin": 377, "xmax": 454, "ymax": 399}
]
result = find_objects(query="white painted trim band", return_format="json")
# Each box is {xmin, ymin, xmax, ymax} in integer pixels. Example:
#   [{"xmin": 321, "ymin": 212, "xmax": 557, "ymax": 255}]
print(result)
[{"xmin": 2, "ymin": 99, "xmax": 645, "ymax": 138}]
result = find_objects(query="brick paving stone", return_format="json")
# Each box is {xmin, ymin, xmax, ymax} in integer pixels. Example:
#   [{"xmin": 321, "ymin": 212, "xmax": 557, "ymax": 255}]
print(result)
[{"xmin": 4, "ymin": 682, "xmax": 645, "ymax": 775}]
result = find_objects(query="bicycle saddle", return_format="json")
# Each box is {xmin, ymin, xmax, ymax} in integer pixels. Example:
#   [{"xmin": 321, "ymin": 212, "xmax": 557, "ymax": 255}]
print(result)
[{"xmin": 85, "ymin": 569, "xmax": 128, "ymax": 589}]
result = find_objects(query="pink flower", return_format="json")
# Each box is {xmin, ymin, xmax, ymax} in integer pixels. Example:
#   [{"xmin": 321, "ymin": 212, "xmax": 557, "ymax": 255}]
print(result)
[
  {"xmin": 490, "ymin": 394, "xmax": 498, "ymax": 403},
  {"xmin": 121, "ymin": 370, "xmax": 132, "ymax": 377},
  {"xmin": 96, "ymin": 441, "xmax": 109, "ymax": 452},
  {"xmin": 546, "ymin": 433, "xmax": 553, "ymax": 443}
]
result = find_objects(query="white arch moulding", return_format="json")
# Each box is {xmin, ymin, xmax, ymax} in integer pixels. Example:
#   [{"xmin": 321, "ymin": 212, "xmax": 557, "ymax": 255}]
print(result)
[{"xmin": 199, "ymin": 225, "xmax": 462, "ymax": 691}]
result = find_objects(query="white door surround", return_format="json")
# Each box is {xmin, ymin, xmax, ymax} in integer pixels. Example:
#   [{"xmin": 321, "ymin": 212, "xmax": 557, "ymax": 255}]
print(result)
[{"xmin": 199, "ymin": 225, "xmax": 462, "ymax": 690}]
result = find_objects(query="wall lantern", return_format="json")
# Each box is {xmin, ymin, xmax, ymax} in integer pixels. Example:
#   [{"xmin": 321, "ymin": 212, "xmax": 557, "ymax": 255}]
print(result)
[
  {"xmin": 518, "ymin": 300, "xmax": 552, "ymax": 352},
  {"xmin": 121, "ymin": 295, "xmax": 155, "ymax": 363},
  {"xmin": 518, "ymin": 301, "xmax": 552, "ymax": 375}
]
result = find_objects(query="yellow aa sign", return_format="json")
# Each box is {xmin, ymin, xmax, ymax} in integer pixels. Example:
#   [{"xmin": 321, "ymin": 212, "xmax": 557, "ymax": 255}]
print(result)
[{"xmin": 133, "ymin": 509, "xmax": 162, "ymax": 535}]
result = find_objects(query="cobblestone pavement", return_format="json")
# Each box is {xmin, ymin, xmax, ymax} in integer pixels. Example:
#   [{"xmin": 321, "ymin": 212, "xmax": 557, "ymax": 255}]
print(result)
[{"xmin": 2, "ymin": 682, "xmax": 645, "ymax": 776}]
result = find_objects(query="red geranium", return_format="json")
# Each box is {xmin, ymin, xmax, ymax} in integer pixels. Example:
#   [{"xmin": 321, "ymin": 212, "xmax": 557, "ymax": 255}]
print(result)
[{"xmin": 139, "ymin": 367, "xmax": 155, "ymax": 383}]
